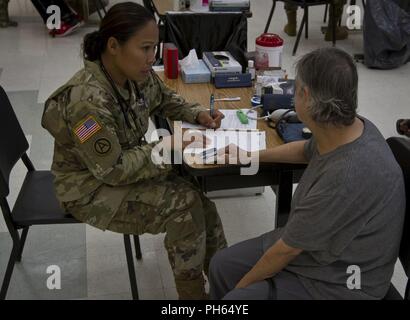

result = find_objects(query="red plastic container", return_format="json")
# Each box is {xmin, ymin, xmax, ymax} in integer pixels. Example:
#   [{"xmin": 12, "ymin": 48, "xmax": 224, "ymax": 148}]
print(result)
[
  {"xmin": 163, "ymin": 43, "xmax": 179, "ymax": 79},
  {"xmin": 255, "ymin": 33, "xmax": 284, "ymax": 70}
]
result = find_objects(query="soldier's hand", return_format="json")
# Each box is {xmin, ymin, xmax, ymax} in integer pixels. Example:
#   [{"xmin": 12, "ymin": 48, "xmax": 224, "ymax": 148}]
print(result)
[{"xmin": 197, "ymin": 110, "xmax": 224, "ymax": 129}]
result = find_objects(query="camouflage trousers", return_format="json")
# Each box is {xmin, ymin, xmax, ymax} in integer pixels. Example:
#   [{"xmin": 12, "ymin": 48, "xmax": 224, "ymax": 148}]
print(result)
[
  {"xmin": 285, "ymin": 0, "xmax": 346, "ymax": 13},
  {"xmin": 104, "ymin": 173, "xmax": 227, "ymax": 281}
]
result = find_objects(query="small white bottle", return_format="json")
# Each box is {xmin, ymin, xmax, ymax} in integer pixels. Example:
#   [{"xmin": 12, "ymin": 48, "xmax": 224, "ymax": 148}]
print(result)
[
  {"xmin": 255, "ymin": 76, "xmax": 263, "ymax": 97},
  {"xmin": 246, "ymin": 60, "xmax": 256, "ymax": 81},
  {"xmin": 174, "ymin": 0, "xmax": 186, "ymax": 11}
]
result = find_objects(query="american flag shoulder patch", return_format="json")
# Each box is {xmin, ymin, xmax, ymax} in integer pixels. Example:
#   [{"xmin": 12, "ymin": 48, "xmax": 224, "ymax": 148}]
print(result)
[{"xmin": 73, "ymin": 116, "xmax": 102, "ymax": 144}]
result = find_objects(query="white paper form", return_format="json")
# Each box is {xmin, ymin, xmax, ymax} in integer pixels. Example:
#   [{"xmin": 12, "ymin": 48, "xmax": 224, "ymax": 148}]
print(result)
[
  {"xmin": 183, "ymin": 130, "xmax": 266, "ymax": 161},
  {"xmin": 209, "ymin": 130, "xmax": 266, "ymax": 152},
  {"xmin": 181, "ymin": 109, "xmax": 258, "ymax": 130}
]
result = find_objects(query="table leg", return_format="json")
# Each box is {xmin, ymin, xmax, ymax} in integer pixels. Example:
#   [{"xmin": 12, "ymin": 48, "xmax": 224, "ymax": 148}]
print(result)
[{"xmin": 274, "ymin": 170, "xmax": 293, "ymax": 228}]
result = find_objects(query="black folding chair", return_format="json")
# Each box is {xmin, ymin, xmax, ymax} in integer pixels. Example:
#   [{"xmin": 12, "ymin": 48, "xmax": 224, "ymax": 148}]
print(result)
[
  {"xmin": 384, "ymin": 137, "xmax": 410, "ymax": 300},
  {"xmin": 265, "ymin": 0, "xmax": 337, "ymax": 56},
  {"xmin": 0, "ymin": 86, "xmax": 142, "ymax": 300},
  {"xmin": 95, "ymin": 0, "xmax": 108, "ymax": 20},
  {"xmin": 142, "ymin": 0, "xmax": 166, "ymax": 63}
]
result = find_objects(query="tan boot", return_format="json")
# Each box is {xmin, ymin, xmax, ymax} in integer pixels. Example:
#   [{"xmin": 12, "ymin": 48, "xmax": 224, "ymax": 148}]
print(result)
[
  {"xmin": 175, "ymin": 276, "xmax": 208, "ymax": 300},
  {"xmin": 0, "ymin": 0, "xmax": 17, "ymax": 28},
  {"xmin": 325, "ymin": 26, "xmax": 348, "ymax": 41},
  {"xmin": 284, "ymin": 10, "xmax": 297, "ymax": 37}
]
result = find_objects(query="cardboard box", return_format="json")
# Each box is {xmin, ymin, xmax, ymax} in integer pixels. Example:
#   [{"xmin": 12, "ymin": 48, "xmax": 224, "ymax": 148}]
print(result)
[{"xmin": 203, "ymin": 51, "xmax": 242, "ymax": 77}]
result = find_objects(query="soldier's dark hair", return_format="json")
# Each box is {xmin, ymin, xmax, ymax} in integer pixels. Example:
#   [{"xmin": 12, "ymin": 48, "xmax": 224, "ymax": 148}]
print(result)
[
  {"xmin": 295, "ymin": 47, "xmax": 358, "ymax": 127},
  {"xmin": 83, "ymin": 2, "xmax": 155, "ymax": 61}
]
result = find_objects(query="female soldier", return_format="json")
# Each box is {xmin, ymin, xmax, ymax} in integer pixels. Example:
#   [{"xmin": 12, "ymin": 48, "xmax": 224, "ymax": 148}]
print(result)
[{"xmin": 42, "ymin": 2, "xmax": 227, "ymax": 299}]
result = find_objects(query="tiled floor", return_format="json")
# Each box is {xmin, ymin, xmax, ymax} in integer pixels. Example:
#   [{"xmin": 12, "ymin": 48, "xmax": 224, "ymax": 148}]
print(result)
[{"xmin": 0, "ymin": 0, "xmax": 408, "ymax": 299}]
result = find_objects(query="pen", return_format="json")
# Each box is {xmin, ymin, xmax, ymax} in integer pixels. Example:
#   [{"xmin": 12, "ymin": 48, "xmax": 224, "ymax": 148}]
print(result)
[
  {"xmin": 214, "ymin": 97, "xmax": 241, "ymax": 102},
  {"xmin": 210, "ymin": 94, "xmax": 215, "ymax": 118},
  {"xmin": 201, "ymin": 148, "xmax": 217, "ymax": 160}
]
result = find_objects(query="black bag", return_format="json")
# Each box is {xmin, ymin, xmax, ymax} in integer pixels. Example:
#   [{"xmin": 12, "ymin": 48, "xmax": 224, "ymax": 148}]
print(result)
[{"xmin": 364, "ymin": 0, "xmax": 410, "ymax": 69}]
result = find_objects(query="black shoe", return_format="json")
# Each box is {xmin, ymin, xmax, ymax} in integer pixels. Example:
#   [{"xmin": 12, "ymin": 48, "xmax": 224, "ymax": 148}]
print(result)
[{"xmin": 396, "ymin": 119, "xmax": 410, "ymax": 137}]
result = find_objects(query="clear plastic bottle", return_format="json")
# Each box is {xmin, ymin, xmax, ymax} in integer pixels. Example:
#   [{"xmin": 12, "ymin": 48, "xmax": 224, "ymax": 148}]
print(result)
[{"xmin": 246, "ymin": 60, "xmax": 256, "ymax": 81}]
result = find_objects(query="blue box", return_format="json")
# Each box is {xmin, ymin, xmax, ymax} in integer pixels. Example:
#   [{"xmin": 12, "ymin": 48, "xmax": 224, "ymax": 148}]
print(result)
[
  {"xmin": 181, "ymin": 60, "xmax": 211, "ymax": 84},
  {"xmin": 214, "ymin": 73, "xmax": 252, "ymax": 88}
]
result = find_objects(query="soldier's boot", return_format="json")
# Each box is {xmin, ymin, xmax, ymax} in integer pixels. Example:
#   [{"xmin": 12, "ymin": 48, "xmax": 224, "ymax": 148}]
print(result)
[
  {"xmin": 325, "ymin": 5, "xmax": 348, "ymax": 41},
  {"xmin": 175, "ymin": 275, "xmax": 209, "ymax": 300},
  {"xmin": 284, "ymin": 10, "xmax": 297, "ymax": 37},
  {"xmin": 0, "ymin": 0, "xmax": 17, "ymax": 28}
]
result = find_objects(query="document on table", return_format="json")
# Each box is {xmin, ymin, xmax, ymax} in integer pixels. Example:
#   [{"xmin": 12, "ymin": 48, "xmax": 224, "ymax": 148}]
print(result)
[
  {"xmin": 183, "ymin": 129, "xmax": 266, "ymax": 160},
  {"xmin": 181, "ymin": 109, "xmax": 258, "ymax": 130}
]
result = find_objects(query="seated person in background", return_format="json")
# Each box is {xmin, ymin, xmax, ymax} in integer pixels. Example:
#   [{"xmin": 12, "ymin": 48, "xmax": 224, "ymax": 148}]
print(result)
[
  {"xmin": 284, "ymin": 0, "xmax": 348, "ymax": 41},
  {"xmin": 31, "ymin": 0, "xmax": 82, "ymax": 36},
  {"xmin": 397, "ymin": 119, "xmax": 410, "ymax": 137},
  {"xmin": 210, "ymin": 47, "xmax": 405, "ymax": 300}
]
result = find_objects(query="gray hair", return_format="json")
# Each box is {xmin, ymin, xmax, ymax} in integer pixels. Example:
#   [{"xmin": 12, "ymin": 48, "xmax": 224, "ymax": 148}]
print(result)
[{"xmin": 295, "ymin": 47, "xmax": 358, "ymax": 127}]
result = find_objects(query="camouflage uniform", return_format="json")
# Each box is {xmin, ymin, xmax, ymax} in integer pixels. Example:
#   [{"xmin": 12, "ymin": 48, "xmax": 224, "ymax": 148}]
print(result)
[{"xmin": 41, "ymin": 59, "xmax": 227, "ymax": 299}]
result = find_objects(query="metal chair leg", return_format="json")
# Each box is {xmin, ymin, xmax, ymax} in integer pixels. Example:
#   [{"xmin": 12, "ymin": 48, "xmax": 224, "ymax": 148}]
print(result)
[
  {"xmin": 98, "ymin": 0, "xmax": 107, "ymax": 14},
  {"xmin": 95, "ymin": 0, "xmax": 106, "ymax": 20},
  {"xmin": 133, "ymin": 235, "xmax": 142, "ymax": 260},
  {"xmin": 293, "ymin": 8, "xmax": 306, "ymax": 56},
  {"xmin": 16, "ymin": 227, "xmax": 29, "ymax": 262},
  {"xmin": 331, "ymin": 2, "xmax": 336, "ymax": 47},
  {"xmin": 0, "ymin": 244, "xmax": 19, "ymax": 299},
  {"xmin": 305, "ymin": 6, "xmax": 309, "ymax": 39},
  {"xmin": 264, "ymin": 0, "xmax": 276, "ymax": 34},
  {"xmin": 95, "ymin": 8, "xmax": 103, "ymax": 20},
  {"xmin": 123, "ymin": 235, "xmax": 139, "ymax": 300}
]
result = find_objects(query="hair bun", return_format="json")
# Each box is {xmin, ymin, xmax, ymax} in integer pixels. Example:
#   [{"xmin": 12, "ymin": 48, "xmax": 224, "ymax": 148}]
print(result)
[{"xmin": 83, "ymin": 30, "xmax": 105, "ymax": 61}]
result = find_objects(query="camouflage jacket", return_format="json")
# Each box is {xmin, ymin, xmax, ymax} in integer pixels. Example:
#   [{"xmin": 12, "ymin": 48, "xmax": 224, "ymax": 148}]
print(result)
[{"xmin": 42, "ymin": 59, "xmax": 206, "ymax": 205}]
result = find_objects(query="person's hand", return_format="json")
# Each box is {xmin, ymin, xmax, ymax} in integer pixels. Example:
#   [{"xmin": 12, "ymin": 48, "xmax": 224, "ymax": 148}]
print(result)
[
  {"xmin": 196, "ymin": 110, "xmax": 224, "ymax": 129},
  {"xmin": 235, "ymin": 275, "xmax": 253, "ymax": 290},
  {"xmin": 216, "ymin": 144, "xmax": 252, "ymax": 165}
]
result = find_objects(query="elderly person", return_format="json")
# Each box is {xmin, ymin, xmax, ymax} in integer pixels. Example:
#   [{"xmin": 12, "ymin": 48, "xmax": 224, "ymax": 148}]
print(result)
[{"xmin": 210, "ymin": 47, "xmax": 405, "ymax": 300}]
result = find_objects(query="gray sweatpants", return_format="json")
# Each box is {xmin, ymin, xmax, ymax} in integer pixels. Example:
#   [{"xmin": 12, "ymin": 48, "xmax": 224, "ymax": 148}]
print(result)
[{"xmin": 209, "ymin": 234, "xmax": 313, "ymax": 300}]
